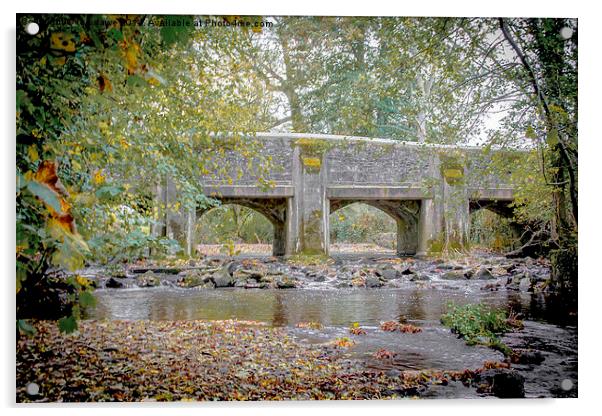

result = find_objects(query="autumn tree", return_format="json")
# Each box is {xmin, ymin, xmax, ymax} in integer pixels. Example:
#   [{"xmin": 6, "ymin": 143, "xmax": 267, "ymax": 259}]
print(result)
[
  {"xmin": 497, "ymin": 18, "xmax": 577, "ymax": 291},
  {"xmin": 16, "ymin": 14, "xmax": 273, "ymax": 332}
]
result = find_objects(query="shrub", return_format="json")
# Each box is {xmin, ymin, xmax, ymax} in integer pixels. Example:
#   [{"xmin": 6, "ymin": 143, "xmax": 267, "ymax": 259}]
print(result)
[{"xmin": 440, "ymin": 303, "xmax": 513, "ymax": 355}]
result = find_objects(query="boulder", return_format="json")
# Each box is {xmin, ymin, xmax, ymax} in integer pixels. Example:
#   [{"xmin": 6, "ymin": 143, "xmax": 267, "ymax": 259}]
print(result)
[
  {"xmin": 234, "ymin": 279, "xmax": 247, "ymax": 288},
  {"xmin": 380, "ymin": 269, "xmax": 399, "ymax": 280},
  {"xmin": 515, "ymin": 350, "xmax": 545, "ymax": 365},
  {"xmin": 276, "ymin": 277, "xmax": 296, "ymax": 289},
  {"xmin": 474, "ymin": 267, "xmax": 495, "ymax": 280},
  {"xmin": 212, "ymin": 266, "xmax": 234, "ymax": 288},
  {"xmin": 491, "ymin": 370, "xmax": 525, "ymax": 398},
  {"xmin": 365, "ymin": 276, "xmax": 384, "ymax": 288},
  {"xmin": 313, "ymin": 274, "xmax": 326, "ymax": 282},
  {"xmin": 479, "ymin": 369, "xmax": 525, "ymax": 398},
  {"xmin": 351, "ymin": 276, "xmax": 366, "ymax": 287},
  {"xmin": 200, "ymin": 281, "xmax": 216, "ymax": 289},
  {"xmin": 519, "ymin": 276, "xmax": 532, "ymax": 291},
  {"xmin": 105, "ymin": 277, "xmax": 124, "ymax": 289},
  {"xmin": 109, "ymin": 269, "xmax": 127, "ymax": 279},
  {"xmin": 136, "ymin": 271, "xmax": 160, "ymax": 287},
  {"xmin": 337, "ymin": 273, "xmax": 352, "ymax": 281},
  {"xmin": 410, "ymin": 273, "xmax": 430, "ymax": 282},
  {"xmin": 177, "ymin": 271, "xmax": 208, "ymax": 288},
  {"xmin": 233, "ymin": 269, "xmax": 265, "ymax": 281},
  {"xmin": 481, "ymin": 282, "xmax": 501, "ymax": 291},
  {"xmin": 385, "ymin": 368, "xmax": 402, "ymax": 378}
]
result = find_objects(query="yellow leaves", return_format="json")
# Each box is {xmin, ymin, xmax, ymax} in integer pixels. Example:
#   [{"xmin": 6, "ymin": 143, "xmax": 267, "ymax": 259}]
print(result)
[
  {"xmin": 120, "ymin": 39, "xmax": 141, "ymax": 75},
  {"xmin": 119, "ymin": 137, "xmax": 130, "ymax": 149},
  {"xmin": 50, "ymin": 56, "xmax": 66, "ymax": 66},
  {"xmin": 27, "ymin": 146, "xmax": 39, "ymax": 162},
  {"xmin": 301, "ymin": 157, "xmax": 321, "ymax": 169},
  {"xmin": 93, "ymin": 170, "xmax": 106, "ymax": 185},
  {"xmin": 443, "ymin": 168, "xmax": 463, "ymax": 178},
  {"xmin": 47, "ymin": 217, "xmax": 73, "ymax": 239},
  {"xmin": 79, "ymin": 31, "xmax": 91, "ymax": 45},
  {"xmin": 98, "ymin": 121, "xmax": 109, "ymax": 133},
  {"xmin": 147, "ymin": 77, "xmax": 161, "ymax": 86},
  {"xmin": 75, "ymin": 275, "xmax": 93, "ymax": 288},
  {"xmin": 74, "ymin": 191, "xmax": 96, "ymax": 206},
  {"xmin": 50, "ymin": 32, "xmax": 77, "ymax": 53}
]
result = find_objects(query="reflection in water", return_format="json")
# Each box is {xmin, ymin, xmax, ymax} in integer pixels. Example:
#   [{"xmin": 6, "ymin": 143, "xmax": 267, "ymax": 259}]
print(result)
[
  {"xmin": 90, "ymin": 286, "xmax": 577, "ymax": 398},
  {"xmin": 91, "ymin": 286, "xmax": 575, "ymax": 327}
]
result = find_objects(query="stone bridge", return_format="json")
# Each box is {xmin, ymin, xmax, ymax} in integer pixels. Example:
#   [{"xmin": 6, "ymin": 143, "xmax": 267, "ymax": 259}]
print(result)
[{"xmin": 159, "ymin": 133, "xmax": 519, "ymax": 257}]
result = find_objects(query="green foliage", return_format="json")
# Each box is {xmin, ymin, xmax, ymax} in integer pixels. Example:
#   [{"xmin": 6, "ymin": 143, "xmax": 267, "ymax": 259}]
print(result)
[
  {"xmin": 78, "ymin": 201, "xmax": 180, "ymax": 263},
  {"xmin": 58, "ymin": 315, "xmax": 78, "ymax": 334},
  {"xmin": 17, "ymin": 320, "xmax": 36, "ymax": 336},
  {"xmin": 470, "ymin": 209, "xmax": 518, "ymax": 252},
  {"xmin": 330, "ymin": 203, "xmax": 395, "ymax": 247},
  {"xmin": 196, "ymin": 205, "xmax": 273, "ymax": 245},
  {"xmin": 16, "ymin": 14, "xmax": 274, "ymax": 331},
  {"xmin": 441, "ymin": 303, "xmax": 512, "ymax": 355}
]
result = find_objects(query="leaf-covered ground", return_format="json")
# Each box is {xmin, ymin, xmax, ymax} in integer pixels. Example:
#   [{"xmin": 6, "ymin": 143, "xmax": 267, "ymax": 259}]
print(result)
[{"xmin": 17, "ymin": 320, "xmax": 482, "ymax": 402}]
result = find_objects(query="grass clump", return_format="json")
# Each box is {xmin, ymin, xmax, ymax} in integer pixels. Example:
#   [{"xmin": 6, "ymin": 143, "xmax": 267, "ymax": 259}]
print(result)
[{"xmin": 440, "ymin": 303, "xmax": 514, "ymax": 356}]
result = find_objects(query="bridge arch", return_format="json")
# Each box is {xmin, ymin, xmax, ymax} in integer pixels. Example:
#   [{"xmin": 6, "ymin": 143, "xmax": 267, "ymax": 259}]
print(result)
[
  {"xmin": 468, "ymin": 198, "xmax": 525, "ymax": 253},
  {"xmin": 329, "ymin": 199, "xmax": 421, "ymax": 256},
  {"xmin": 196, "ymin": 197, "xmax": 288, "ymax": 256}
]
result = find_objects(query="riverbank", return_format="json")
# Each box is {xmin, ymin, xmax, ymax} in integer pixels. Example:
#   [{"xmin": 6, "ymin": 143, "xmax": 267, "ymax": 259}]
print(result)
[{"xmin": 17, "ymin": 319, "xmax": 515, "ymax": 402}]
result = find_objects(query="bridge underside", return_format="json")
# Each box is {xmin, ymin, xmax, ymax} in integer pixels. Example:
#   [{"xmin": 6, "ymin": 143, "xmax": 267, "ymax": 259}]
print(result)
[{"xmin": 168, "ymin": 185, "xmax": 516, "ymax": 257}]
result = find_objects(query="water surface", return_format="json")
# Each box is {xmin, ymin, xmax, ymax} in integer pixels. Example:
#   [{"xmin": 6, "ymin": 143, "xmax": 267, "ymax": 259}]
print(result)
[{"xmin": 90, "ymin": 286, "xmax": 577, "ymax": 398}]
